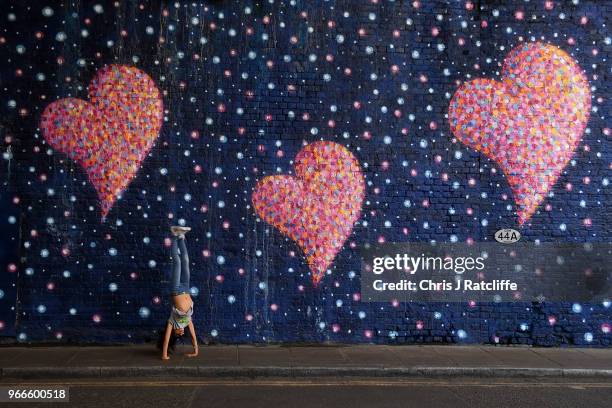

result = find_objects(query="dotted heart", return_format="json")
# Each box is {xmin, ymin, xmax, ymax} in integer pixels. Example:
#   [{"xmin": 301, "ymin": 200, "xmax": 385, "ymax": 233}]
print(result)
[
  {"xmin": 252, "ymin": 141, "xmax": 365, "ymax": 285},
  {"xmin": 449, "ymin": 42, "xmax": 590, "ymax": 224},
  {"xmin": 40, "ymin": 65, "xmax": 163, "ymax": 219}
]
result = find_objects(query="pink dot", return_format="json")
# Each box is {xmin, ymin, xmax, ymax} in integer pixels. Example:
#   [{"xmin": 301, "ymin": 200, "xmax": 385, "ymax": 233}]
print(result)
[
  {"xmin": 245, "ymin": 314, "xmax": 253, "ymax": 321},
  {"xmin": 416, "ymin": 320, "xmax": 424, "ymax": 330},
  {"xmin": 7, "ymin": 264, "xmax": 17, "ymax": 273},
  {"xmin": 332, "ymin": 324, "xmax": 341, "ymax": 333},
  {"xmin": 601, "ymin": 323, "xmax": 611, "ymax": 334},
  {"xmin": 215, "ymin": 274, "xmax": 224, "ymax": 283},
  {"xmin": 270, "ymin": 304, "xmax": 278, "ymax": 312},
  {"xmin": 353, "ymin": 293, "xmax": 361, "ymax": 302},
  {"xmin": 548, "ymin": 316, "xmax": 557, "ymax": 325},
  {"xmin": 92, "ymin": 314, "xmax": 102, "ymax": 323},
  {"xmin": 364, "ymin": 329, "xmax": 373, "ymax": 338}
]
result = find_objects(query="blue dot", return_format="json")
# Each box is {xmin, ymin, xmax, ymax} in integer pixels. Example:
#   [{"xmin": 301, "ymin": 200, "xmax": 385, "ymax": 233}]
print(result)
[
  {"xmin": 572, "ymin": 303, "xmax": 582, "ymax": 313},
  {"xmin": 457, "ymin": 330, "xmax": 467, "ymax": 339},
  {"xmin": 138, "ymin": 307, "xmax": 150, "ymax": 319}
]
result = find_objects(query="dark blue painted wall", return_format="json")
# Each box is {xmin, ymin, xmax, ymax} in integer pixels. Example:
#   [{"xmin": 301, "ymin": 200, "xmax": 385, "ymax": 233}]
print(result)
[{"xmin": 0, "ymin": 0, "xmax": 610, "ymax": 345}]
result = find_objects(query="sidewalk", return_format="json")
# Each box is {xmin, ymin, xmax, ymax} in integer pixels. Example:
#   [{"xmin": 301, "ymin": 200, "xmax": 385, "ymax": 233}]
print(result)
[{"xmin": 1, "ymin": 345, "xmax": 612, "ymax": 379}]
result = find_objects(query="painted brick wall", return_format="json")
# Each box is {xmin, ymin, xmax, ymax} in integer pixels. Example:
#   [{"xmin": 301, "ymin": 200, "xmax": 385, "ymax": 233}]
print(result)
[{"xmin": 0, "ymin": 0, "xmax": 610, "ymax": 345}]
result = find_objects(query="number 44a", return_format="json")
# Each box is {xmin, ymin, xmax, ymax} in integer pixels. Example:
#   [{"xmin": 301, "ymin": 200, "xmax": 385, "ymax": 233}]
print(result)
[{"xmin": 495, "ymin": 229, "xmax": 521, "ymax": 244}]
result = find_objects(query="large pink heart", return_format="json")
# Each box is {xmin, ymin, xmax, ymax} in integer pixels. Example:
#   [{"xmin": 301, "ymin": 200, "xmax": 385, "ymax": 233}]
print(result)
[
  {"xmin": 448, "ymin": 42, "xmax": 590, "ymax": 224},
  {"xmin": 40, "ymin": 65, "xmax": 163, "ymax": 219},
  {"xmin": 252, "ymin": 141, "xmax": 365, "ymax": 285}
]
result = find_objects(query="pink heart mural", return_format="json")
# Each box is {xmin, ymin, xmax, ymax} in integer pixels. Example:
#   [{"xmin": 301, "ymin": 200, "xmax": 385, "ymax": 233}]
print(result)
[
  {"xmin": 252, "ymin": 141, "xmax": 365, "ymax": 285},
  {"xmin": 448, "ymin": 42, "xmax": 591, "ymax": 224},
  {"xmin": 40, "ymin": 65, "xmax": 163, "ymax": 219}
]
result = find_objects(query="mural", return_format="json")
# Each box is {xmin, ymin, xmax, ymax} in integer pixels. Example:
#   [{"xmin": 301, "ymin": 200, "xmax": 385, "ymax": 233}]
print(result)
[
  {"xmin": 0, "ymin": 1, "xmax": 610, "ymax": 346},
  {"xmin": 40, "ymin": 65, "xmax": 163, "ymax": 219},
  {"xmin": 449, "ymin": 42, "xmax": 591, "ymax": 224},
  {"xmin": 252, "ymin": 141, "xmax": 365, "ymax": 285}
]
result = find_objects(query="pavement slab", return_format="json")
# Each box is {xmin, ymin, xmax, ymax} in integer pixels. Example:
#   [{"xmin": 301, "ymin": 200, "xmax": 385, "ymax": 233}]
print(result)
[{"xmin": 0, "ymin": 345, "xmax": 611, "ymax": 379}]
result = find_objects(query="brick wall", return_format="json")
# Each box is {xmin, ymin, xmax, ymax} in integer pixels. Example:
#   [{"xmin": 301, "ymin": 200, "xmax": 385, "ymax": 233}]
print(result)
[{"xmin": 0, "ymin": 0, "xmax": 610, "ymax": 345}]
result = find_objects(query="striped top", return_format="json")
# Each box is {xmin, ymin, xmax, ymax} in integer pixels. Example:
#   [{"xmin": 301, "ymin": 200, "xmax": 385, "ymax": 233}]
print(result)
[{"xmin": 168, "ymin": 303, "xmax": 193, "ymax": 329}]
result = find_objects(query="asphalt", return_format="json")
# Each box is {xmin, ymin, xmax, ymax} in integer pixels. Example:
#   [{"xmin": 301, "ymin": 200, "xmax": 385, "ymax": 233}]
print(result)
[
  {"xmin": 2, "ymin": 377, "xmax": 612, "ymax": 408},
  {"xmin": 1, "ymin": 345, "xmax": 612, "ymax": 379}
]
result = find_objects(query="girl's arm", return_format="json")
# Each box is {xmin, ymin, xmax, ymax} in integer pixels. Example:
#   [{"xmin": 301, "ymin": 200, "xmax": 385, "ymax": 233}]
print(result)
[
  {"xmin": 161, "ymin": 322, "xmax": 173, "ymax": 360},
  {"xmin": 186, "ymin": 320, "xmax": 199, "ymax": 357}
]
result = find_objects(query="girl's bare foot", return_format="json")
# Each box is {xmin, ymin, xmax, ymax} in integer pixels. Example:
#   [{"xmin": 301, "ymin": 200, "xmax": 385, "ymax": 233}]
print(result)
[{"xmin": 162, "ymin": 355, "xmax": 170, "ymax": 360}]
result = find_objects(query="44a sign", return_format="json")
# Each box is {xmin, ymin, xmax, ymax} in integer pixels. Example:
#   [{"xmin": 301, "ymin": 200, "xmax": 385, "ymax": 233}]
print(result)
[{"xmin": 495, "ymin": 229, "xmax": 521, "ymax": 244}]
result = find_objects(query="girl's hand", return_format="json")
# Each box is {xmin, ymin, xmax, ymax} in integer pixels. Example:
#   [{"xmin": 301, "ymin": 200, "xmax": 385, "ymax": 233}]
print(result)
[
  {"xmin": 162, "ymin": 354, "xmax": 170, "ymax": 360},
  {"xmin": 185, "ymin": 347, "xmax": 199, "ymax": 358}
]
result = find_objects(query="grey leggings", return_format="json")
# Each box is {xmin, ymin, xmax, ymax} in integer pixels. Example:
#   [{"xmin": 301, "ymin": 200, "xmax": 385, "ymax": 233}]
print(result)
[{"xmin": 170, "ymin": 236, "xmax": 190, "ymax": 295}]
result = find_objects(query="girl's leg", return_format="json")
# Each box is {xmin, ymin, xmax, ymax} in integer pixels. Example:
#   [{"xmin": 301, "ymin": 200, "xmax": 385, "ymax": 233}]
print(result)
[
  {"xmin": 171, "ymin": 237, "xmax": 181, "ymax": 292},
  {"xmin": 178, "ymin": 236, "xmax": 190, "ymax": 288}
]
